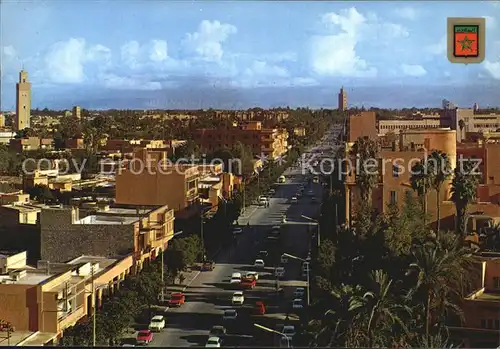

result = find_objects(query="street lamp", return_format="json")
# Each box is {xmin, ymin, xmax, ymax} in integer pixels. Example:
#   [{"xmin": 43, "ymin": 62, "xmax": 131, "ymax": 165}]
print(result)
[
  {"xmin": 254, "ymin": 323, "xmax": 291, "ymax": 348},
  {"xmin": 160, "ymin": 230, "xmax": 184, "ymax": 303},
  {"xmin": 282, "ymin": 253, "xmax": 310, "ymax": 306},
  {"xmin": 301, "ymin": 215, "xmax": 320, "ymax": 247}
]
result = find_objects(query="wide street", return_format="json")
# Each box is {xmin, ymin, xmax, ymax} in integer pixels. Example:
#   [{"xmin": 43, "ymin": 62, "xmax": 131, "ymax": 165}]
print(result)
[
  {"xmin": 154, "ymin": 160, "xmax": 324, "ymax": 347},
  {"xmin": 148, "ymin": 125, "xmax": 344, "ymax": 347}
]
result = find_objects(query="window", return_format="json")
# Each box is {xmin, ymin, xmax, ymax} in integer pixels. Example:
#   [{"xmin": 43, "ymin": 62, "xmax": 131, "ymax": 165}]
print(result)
[
  {"xmin": 390, "ymin": 191, "xmax": 397, "ymax": 205},
  {"xmin": 494, "ymin": 277, "xmax": 500, "ymax": 289},
  {"xmin": 392, "ymin": 165, "xmax": 400, "ymax": 178}
]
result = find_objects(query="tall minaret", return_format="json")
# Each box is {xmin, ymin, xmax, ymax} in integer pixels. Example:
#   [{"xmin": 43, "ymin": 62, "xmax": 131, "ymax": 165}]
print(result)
[
  {"xmin": 15, "ymin": 70, "xmax": 32, "ymax": 131},
  {"xmin": 338, "ymin": 87, "xmax": 348, "ymax": 111}
]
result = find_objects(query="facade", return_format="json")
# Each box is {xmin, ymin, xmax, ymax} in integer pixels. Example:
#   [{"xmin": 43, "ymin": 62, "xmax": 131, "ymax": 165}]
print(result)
[
  {"xmin": 15, "ymin": 70, "xmax": 31, "ymax": 131},
  {"xmin": 115, "ymin": 149, "xmax": 200, "ymax": 212},
  {"xmin": 338, "ymin": 87, "xmax": 348, "ymax": 111},
  {"xmin": 40, "ymin": 204, "xmax": 175, "ymax": 263},
  {"xmin": 346, "ymin": 111, "xmax": 377, "ymax": 145},
  {"xmin": 345, "ymin": 128, "xmax": 500, "ymax": 231},
  {"xmin": 101, "ymin": 139, "xmax": 170, "ymax": 155},
  {"xmin": 0, "ymin": 131, "xmax": 16, "ymax": 145},
  {"xmin": 0, "ymin": 251, "xmax": 136, "ymax": 345},
  {"xmin": 193, "ymin": 121, "xmax": 289, "ymax": 160},
  {"xmin": 0, "ymin": 113, "xmax": 5, "ymax": 128},
  {"xmin": 378, "ymin": 116, "xmax": 444, "ymax": 136},
  {"xmin": 72, "ymin": 106, "xmax": 81, "ymax": 119},
  {"xmin": 9, "ymin": 137, "xmax": 54, "ymax": 153}
]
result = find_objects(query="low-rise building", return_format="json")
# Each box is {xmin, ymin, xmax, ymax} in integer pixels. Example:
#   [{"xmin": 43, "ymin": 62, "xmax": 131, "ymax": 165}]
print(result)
[
  {"xmin": 193, "ymin": 121, "xmax": 289, "ymax": 160},
  {"xmin": 0, "ymin": 131, "xmax": 16, "ymax": 145},
  {"xmin": 9, "ymin": 137, "xmax": 54, "ymax": 153}
]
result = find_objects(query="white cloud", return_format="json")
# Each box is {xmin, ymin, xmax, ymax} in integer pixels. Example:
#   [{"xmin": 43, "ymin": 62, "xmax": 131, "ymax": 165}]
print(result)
[
  {"xmin": 310, "ymin": 7, "xmax": 409, "ymax": 77},
  {"xmin": 121, "ymin": 41, "xmax": 141, "ymax": 68},
  {"xmin": 99, "ymin": 73, "xmax": 162, "ymax": 90},
  {"xmin": 149, "ymin": 40, "xmax": 168, "ymax": 62},
  {"xmin": 244, "ymin": 61, "xmax": 289, "ymax": 79},
  {"xmin": 401, "ymin": 64, "xmax": 427, "ymax": 77},
  {"xmin": 484, "ymin": 60, "xmax": 500, "ymax": 79},
  {"xmin": 183, "ymin": 20, "xmax": 237, "ymax": 62},
  {"xmin": 426, "ymin": 35, "xmax": 447, "ymax": 55},
  {"xmin": 393, "ymin": 7, "xmax": 419, "ymax": 21},
  {"xmin": 2, "ymin": 45, "xmax": 16, "ymax": 58},
  {"xmin": 42, "ymin": 38, "xmax": 111, "ymax": 84}
]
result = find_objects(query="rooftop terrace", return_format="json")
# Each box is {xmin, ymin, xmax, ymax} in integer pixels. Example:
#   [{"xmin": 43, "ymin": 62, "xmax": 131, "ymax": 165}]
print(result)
[{"xmin": 76, "ymin": 215, "xmax": 139, "ymax": 225}]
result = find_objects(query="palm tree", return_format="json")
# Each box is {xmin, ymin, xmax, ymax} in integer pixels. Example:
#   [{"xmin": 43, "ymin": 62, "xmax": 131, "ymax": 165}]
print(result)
[
  {"xmin": 427, "ymin": 150, "xmax": 451, "ymax": 233},
  {"xmin": 458, "ymin": 119, "xmax": 465, "ymax": 140},
  {"xmin": 349, "ymin": 136, "xmax": 380, "ymax": 202},
  {"xmin": 410, "ymin": 159, "xmax": 432, "ymax": 222},
  {"xmin": 451, "ymin": 160, "xmax": 480, "ymax": 236},
  {"xmin": 363, "ymin": 270, "xmax": 410, "ymax": 348},
  {"xmin": 406, "ymin": 239, "xmax": 471, "ymax": 347}
]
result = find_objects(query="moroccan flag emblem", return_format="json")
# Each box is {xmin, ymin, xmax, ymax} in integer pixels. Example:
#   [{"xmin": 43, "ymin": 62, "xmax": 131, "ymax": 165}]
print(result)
[{"xmin": 453, "ymin": 25, "xmax": 479, "ymax": 58}]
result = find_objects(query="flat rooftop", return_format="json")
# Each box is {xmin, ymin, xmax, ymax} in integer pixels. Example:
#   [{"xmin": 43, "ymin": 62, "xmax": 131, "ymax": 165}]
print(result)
[
  {"xmin": 76, "ymin": 215, "xmax": 139, "ymax": 225},
  {"xmin": 67, "ymin": 255, "xmax": 117, "ymax": 270},
  {"xmin": 0, "ymin": 270, "xmax": 55, "ymax": 285},
  {"xmin": 1, "ymin": 203, "xmax": 47, "ymax": 213}
]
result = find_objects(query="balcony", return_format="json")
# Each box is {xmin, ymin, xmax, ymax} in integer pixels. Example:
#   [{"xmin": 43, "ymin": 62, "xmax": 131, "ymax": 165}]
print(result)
[{"xmin": 57, "ymin": 305, "xmax": 85, "ymax": 332}]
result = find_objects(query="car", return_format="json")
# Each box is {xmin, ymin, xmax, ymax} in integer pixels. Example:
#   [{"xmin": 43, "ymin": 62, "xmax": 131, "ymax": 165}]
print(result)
[
  {"xmin": 246, "ymin": 271, "xmax": 259, "ymax": 280},
  {"xmin": 275, "ymin": 267, "xmax": 285, "ymax": 277},
  {"xmin": 209, "ymin": 325, "xmax": 227, "ymax": 338},
  {"xmin": 230, "ymin": 272, "xmax": 242, "ymax": 284},
  {"xmin": 254, "ymin": 259, "xmax": 265, "ymax": 268},
  {"xmin": 311, "ymin": 197, "xmax": 317, "ymax": 203},
  {"xmin": 280, "ymin": 254, "xmax": 288, "ymax": 264},
  {"xmin": 257, "ymin": 250, "xmax": 268, "ymax": 258},
  {"xmin": 223, "ymin": 309, "xmax": 238, "ymax": 321},
  {"xmin": 258, "ymin": 196, "xmax": 268, "ymax": 206},
  {"xmin": 233, "ymin": 227, "xmax": 243, "ymax": 235},
  {"xmin": 168, "ymin": 292, "xmax": 185, "ymax": 307},
  {"xmin": 307, "ymin": 190, "xmax": 314, "ymax": 196},
  {"xmin": 306, "ymin": 255, "xmax": 312, "ymax": 262},
  {"xmin": 205, "ymin": 337, "xmax": 222, "ymax": 348},
  {"xmin": 201, "ymin": 260, "xmax": 215, "ymax": 271},
  {"xmin": 294, "ymin": 287, "xmax": 306, "ymax": 298},
  {"xmin": 282, "ymin": 325, "xmax": 296, "ymax": 338},
  {"xmin": 254, "ymin": 301, "xmax": 266, "ymax": 315},
  {"xmin": 291, "ymin": 196, "xmax": 298, "ymax": 204},
  {"xmin": 232, "ymin": 291, "xmax": 245, "ymax": 305},
  {"xmin": 292, "ymin": 298, "xmax": 304, "ymax": 309},
  {"xmin": 240, "ymin": 277, "xmax": 257, "ymax": 289},
  {"xmin": 272, "ymin": 225, "xmax": 281, "ymax": 232},
  {"xmin": 269, "ymin": 188, "xmax": 276, "ymax": 195},
  {"xmin": 148, "ymin": 315, "xmax": 165, "ymax": 332},
  {"xmin": 136, "ymin": 330, "xmax": 153, "ymax": 345}
]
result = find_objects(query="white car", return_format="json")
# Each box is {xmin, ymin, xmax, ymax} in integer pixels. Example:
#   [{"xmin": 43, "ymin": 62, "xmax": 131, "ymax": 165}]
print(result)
[
  {"xmin": 230, "ymin": 272, "xmax": 242, "ymax": 284},
  {"xmin": 232, "ymin": 291, "xmax": 245, "ymax": 305},
  {"xmin": 294, "ymin": 287, "xmax": 306, "ymax": 298},
  {"xmin": 275, "ymin": 267, "xmax": 285, "ymax": 277},
  {"xmin": 292, "ymin": 298, "xmax": 304, "ymax": 309},
  {"xmin": 205, "ymin": 337, "xmax": 222, "ymax": 348},
  {"xmin": 282, "ymin": 325, "xmax": 296, "ymax": 338},
  {"xmin": 223, "ymin": 309, "xmax": 238, "ymax": 321},
  {"xmin": 148, "ymin": 315, "xmax": 165, "ymax": 332},
  {"xmin": 291, "ymin": 196, "xmax": 298, "ymax": 204},
  {"xmin": 246, "ymin": 271, "xmax": 259, "ymax": 280},
  {"xmin": 254, "ymin": 259, "xmax": 265, "ymax": 268}
]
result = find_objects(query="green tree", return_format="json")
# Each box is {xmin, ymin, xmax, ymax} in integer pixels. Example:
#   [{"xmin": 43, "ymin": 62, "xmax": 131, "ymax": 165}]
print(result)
[
  {"xmin": 451, "ymin": 159, "xmax": 480, "ymax": 236},
  {"xmin": 410, "ymin": 159, "xmax": 432, "ymax": 222},
  {"xmin": 427, "ymin": 150, "xmax": 451, "ymax": 233}
]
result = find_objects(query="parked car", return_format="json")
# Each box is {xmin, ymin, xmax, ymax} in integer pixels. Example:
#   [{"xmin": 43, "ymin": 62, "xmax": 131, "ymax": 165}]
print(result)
[
  {"xmin": 136, "ymin": 330, "xmax": 153, "ymax": 345},
  {"xmin": 292, "ymin": 298, "xmax": 304, "ymax": 309},
  {"xmin": 254, "ymin": 259, "xmax": 265, "ymax": 268},
  {"xmin": 209, "ymin": 325, "xmax": 227, "ymax": 338},
  {"xmin": 246, "ymin": 271, "xmax": 259, "ymax": 280},
  {"xmin": 257, "ymin": 250, "xmax": 268, "ymax": 258},
  {"xmin": 148, "ymin": 315, "xmax": 165, "ymax": 332},
  {"xmin": 240, "ymin": 277, "xmax": 257, "ymax": 289},
  {"xmin": 205, "ymin": 337, "xmax": 222, "ymax": 348},
  {"xmin": 275, "ymin": 267, "xmax": 285, "ymax": 277},
  {"xmin": 201, "ymin": 260, "xmax": 215, "ymax": 271},
  {"xmin": 223, "ymin": 309, "xmax": 238, "ymax": 321},
  {"xmin": 232, "ymin": 291, "xmax": 245, "ymax": 305},
  {"xmin": 168, "ymin": 292, "xmax": 185, "ymax": 307},
  {"xmin": 293, "ymin": 287, "xmax": 306, "ymax": 299},
  {"xmin": 282, "ymin": 325, "xmax": 296, "ymax": 338}
]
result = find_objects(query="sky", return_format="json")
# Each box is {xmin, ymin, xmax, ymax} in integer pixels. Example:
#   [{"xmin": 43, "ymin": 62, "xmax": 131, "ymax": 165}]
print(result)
[{"xmin": 1, "ymin": 1, "xmax": 499, "ymax": 110}]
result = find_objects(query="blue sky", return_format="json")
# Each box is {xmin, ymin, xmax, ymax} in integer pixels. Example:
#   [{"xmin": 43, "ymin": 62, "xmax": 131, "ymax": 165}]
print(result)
[{"xmin": 1, "ymin": 1, "xmax": 499, "ymax": 110}]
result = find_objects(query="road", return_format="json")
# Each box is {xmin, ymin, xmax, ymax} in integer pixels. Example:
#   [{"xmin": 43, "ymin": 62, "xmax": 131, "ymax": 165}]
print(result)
[{"xmin": 154, "ymin": 162, "xmax": 324, "ymax": 346}]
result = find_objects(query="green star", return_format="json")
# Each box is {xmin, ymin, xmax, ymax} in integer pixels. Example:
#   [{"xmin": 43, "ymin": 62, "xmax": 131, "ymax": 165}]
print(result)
[{"xmin": 458, "ymin": 36, "xmax": 474, "ymax": 51}]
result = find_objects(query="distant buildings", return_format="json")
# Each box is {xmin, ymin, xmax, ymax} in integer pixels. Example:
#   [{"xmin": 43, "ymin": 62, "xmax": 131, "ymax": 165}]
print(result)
[
  {"xmin": 193, "ymin": 121, "xmax": 289, "ymax": 160},
  {"xmin": 0, "ymin": 113, "xmax": 5, "ymax": 128},
  {"xmin": 15, "ymin": 70, "xmax": 31, "ymax": 131},
  {"xmin": 72, "ymin": 106, "xmax": 81, "ymax": 119},
  {"xmin": 338, "ymin": 87, "xmax": 348, "ymax": 111}
]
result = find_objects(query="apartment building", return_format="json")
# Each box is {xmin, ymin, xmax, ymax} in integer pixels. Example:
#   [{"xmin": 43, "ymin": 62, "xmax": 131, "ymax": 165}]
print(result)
[
  {"xmin": 345, "ymin": 111, "xmax": 378, "ymax": 145},
  {"xmin": 345, "ymin": 127, "xmax": 500, "ymax": 232},
  {"xmin": 9, "ymin": 137, "xmax": 54, "ymax": 153},
  {"xmin": 40, "ymin": 204, "xmax": 175, "ymax": 264},
  {"xmin": 115, "ymin": 149, "xmax": 200, "ymax": 213},
  {"xmin": 0, "ymin": 250, "xmax": 135, "ymax": 346},
  {"xmin": 193, "ymin": 121, "xmax": 289, "ymax": 159},
  {"xmin": 450, "ymin": 254, "xmax": 500, "ymax": 347},
  {"xmin": 101, "ymin": 139, "xmax": 170, "ymax": 155},
  {"xmin": 23, "ymin": 170, "xmax": 81, "ymax": 193}
]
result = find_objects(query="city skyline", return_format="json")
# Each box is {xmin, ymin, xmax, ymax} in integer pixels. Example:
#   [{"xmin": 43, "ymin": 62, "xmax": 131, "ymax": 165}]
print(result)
[{"xmin": 1, "ymin": 1, "xmax": 499, "ymax": 110}]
